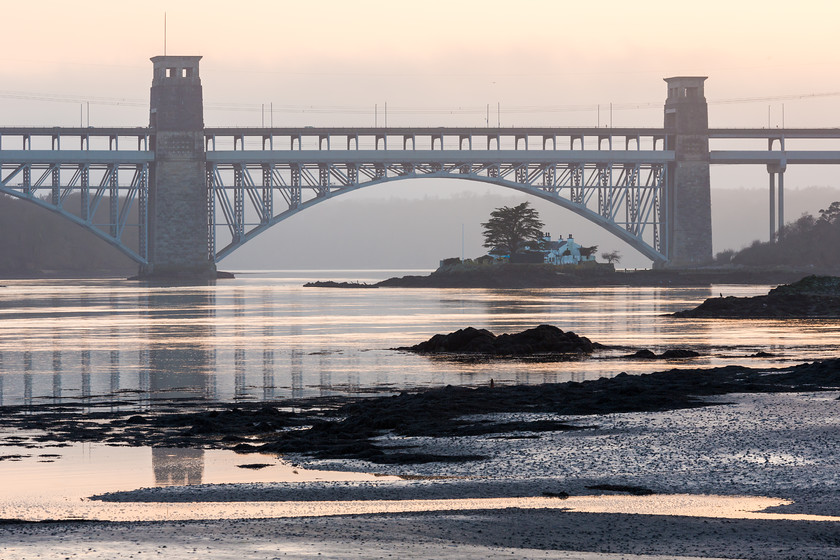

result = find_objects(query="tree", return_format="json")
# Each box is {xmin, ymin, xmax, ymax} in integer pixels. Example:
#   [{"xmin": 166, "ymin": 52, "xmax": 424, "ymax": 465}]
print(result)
[
  {"xmin": 819, "ymin": 201, "xmax": 840, "ymax": 224},
  {"xmin": 601, "ymin": 250, "xmax": 621, "ymax": 264},
  {"xmin": 579, "ymin": 245, "xmax": 598, "ymax": 259},
  {"xmin": 729, "ymin": 202, "xmax": 840, "ymax": 268},
  {"xmin": 481, "ymin": 202, "xmax": 545, "ymax": 256}
]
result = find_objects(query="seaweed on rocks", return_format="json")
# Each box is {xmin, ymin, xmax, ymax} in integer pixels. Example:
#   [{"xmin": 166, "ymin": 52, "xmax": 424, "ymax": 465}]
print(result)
[{"xmin": 4, "ymin": 358, "xmax": 840, "ymax": 465}]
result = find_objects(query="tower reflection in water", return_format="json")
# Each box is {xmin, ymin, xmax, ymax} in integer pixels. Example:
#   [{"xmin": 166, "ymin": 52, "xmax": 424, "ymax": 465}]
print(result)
[
  {"xmin": 152, "ymin": 448, "xmax": 204, "ymax": 486},
  {"xmin": 145, "ymin": 287, "xmax": 217, "ymax": 484},
  {"xmin": 145, "ymin": 287, "xmax": 216, "ymax": 401}
]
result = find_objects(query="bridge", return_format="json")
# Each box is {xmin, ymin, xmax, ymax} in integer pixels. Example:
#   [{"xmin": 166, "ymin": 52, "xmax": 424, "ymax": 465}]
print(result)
[{"xmin": 0, "ymin": 57, "xmax": 837, "ymax": 277}]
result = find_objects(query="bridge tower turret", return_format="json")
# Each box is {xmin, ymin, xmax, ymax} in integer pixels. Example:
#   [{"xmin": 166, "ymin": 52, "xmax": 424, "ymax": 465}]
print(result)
[
  {"xmin": 664, "ymin": 76, "xmax": 713, "ymax": 267},
  {"xmin": 140, "ymin": 55, "xmax": 216, "ymax": 279}
]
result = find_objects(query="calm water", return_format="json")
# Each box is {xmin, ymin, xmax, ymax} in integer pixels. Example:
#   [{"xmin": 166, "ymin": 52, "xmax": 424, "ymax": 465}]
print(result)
[{"xmin": 0, "ymin": 270, "xmax": 838, "ymax": 407}]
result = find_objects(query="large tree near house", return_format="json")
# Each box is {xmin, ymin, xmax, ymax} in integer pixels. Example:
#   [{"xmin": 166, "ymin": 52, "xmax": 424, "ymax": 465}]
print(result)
[{"xmin": 481, "ymin": 202, "xmax": 545, "ymax": 257}]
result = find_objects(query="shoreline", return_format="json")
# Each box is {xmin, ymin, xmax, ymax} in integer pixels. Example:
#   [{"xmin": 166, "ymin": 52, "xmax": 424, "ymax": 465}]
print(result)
[
  {"xmin": 3, "ymin": 389, "xmax": 840, "ymax": 558},
  {"xmin": 311, "ymin": 265, "xmax": 831, "ymax": 289},
  {"xmin": 3, "ymin": 354, "xmax": 840, "ymax": 558},
  {"xmin": 2, "ymin": 358, "xmax": 839, "ymax": 464}
]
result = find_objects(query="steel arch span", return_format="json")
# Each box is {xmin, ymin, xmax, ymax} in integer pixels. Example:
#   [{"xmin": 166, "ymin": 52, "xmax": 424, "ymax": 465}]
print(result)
[
  {"xmin": 0, "ymin": 158, "xmax": 150, "ymax": 265},
  {"xmin": 209, "ymin": 159, "xmax": 669, "ymax": 265}
]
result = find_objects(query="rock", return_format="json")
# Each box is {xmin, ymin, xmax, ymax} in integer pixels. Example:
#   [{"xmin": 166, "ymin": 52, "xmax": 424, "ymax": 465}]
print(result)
[
  {"xmin": 660, "ymin": 349, "xmax": 701, "ymax": 359},
  {"xmin": 398, "ymin": 324, "xmax": 599, "ymax": 355},
  {"xmin": 586, "ymin": 483, "xmax": 655, "ymax": 496},
  {"xmin": 303, "ymin": 281, "xmax": 378, "ymax": 288},
  {"xmin": 625, "ymin": 349, "xmax": 699, "ymax": 359},
  {"xmin": 674, "ymin": 275, "xmax": 840, "ymax": 318}
]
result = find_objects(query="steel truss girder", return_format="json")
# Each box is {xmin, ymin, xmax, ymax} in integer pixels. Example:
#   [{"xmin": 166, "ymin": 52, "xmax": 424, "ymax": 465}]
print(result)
[
  {"xmin": 0, "ymin": 161, "xmax": 149, "ymax": 263},
  {"xmin": 209, "ymin": 159, "xmax": 667, "ymax": 263}
]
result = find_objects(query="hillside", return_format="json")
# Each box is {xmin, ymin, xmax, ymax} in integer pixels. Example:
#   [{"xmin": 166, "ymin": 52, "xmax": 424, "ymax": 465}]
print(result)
[
  {"xmin": 0, "ymin": 194, "xmax": 137, "ymax": 277},
  {"xmin": 718, "ymin": 201, "xmax": 840, "ymax": 270}
]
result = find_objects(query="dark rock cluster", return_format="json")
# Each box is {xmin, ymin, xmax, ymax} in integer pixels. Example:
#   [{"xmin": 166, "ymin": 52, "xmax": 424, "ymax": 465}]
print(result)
[
  {"xmin": 625, "ymin": 349, "xmax": 700, "ymax": 359},
  {"xmin": 398, "ymin": 324, "xmax": 601, "ymax": 355},
  {"xmin": 674, "ymin": 276, "xmax": 840, "ymax": 318}
]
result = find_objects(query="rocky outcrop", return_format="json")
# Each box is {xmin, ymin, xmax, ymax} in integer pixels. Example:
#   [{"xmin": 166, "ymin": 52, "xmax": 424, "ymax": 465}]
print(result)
[
  {"xmin": 625, "ymin": 349, "xmax": 700, "ymax": 359},
  {"xmin": 303, "ymin": 281, "xmax": 378, "ymax": 288},
  {"xmin": 673, "ymin": 275, "xmax": 840, "ymax": 318},
  {"xmin": 398, "ymin": 324, "xmax": 601, "ymax": 355}
]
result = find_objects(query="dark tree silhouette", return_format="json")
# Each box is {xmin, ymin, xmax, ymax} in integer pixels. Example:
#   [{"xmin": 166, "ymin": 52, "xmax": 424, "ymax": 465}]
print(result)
[
  {"xmin": 481, "ymin": 202, "xmax": 545, "ymax": 256},
  {"xmin": 729, "ymin": 201, "xmax": 840, "ymax": 268},
  {"xmin": 579, "ymin": 245, "xmax": 598, "ymax": 259},
  {"xmin": 601, "ymin": 250, "xmax": 621, "ymax": 264}
]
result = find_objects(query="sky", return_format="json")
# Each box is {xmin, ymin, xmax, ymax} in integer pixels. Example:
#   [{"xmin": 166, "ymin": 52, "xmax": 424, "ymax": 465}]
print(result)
[
  {"xmin": 4, "ymin": 0, "xmax": 840, "ymax": 129},
  {"xmin": 3, "ymin": 1, "xmax": 840, "ymax": 267}
]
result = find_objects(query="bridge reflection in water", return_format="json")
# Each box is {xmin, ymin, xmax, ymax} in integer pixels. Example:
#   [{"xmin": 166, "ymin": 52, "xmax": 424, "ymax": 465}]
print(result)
[
  {"xmin": 2, "ymin": 278, "xmax": 836, "ymax": 410},
  {"xmin": 0, "ymin": 279, "xmax": 385, "ymax": 408}
]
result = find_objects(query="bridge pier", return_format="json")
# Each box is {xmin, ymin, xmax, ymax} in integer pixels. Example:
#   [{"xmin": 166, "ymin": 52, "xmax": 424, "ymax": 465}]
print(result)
[
  {"xmin": 767, "ymin": 163, "xmax": 786, "ymax": 241},
  {"xmin": 663, "ymin": 77, "xmax": 713, "ymax": 266},
  {"xmin": 138, "ymin": 56, "xmax": 217, "ymax": 279}
]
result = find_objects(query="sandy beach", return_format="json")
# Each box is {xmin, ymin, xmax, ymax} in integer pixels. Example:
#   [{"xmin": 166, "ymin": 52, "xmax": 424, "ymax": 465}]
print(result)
[{"xmin": 3, "ymin": 386, "xmax": 840, "ymax": 559}]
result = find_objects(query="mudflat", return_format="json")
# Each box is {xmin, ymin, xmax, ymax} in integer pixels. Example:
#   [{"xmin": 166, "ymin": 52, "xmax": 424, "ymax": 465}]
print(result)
[{"xmin": 3, "ymin": 359, "xmax": 840, "ymax": 558}]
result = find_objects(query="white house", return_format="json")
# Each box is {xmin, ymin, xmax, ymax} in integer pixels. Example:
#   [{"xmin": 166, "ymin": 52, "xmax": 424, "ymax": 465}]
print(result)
[{"xmin": 543, "ymin": 234, "xmax": 596, "ymax": 265}]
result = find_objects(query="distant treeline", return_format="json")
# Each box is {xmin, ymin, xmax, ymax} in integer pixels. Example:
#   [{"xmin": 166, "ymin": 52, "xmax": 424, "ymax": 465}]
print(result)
[
  {"xmin": 718, "ymin": 201, "xmax": 840, "ymax": 269},
  {"xmin": 0, "ymin": 194, "xmax": 136, "ymax": 276}
]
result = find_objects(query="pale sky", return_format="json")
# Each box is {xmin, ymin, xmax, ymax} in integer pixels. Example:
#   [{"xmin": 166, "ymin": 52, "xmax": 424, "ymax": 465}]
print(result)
[
  {"xmin": 3, "ymin": 1, "xmax": 840, "ymax": 267},
  {"xmin": 3, "ymin": 1, "xmax": 840, "ymax": 129}
]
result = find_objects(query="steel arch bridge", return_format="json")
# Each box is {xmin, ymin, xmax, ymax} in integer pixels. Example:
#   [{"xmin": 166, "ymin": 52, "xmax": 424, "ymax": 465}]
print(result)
[
  {"xmin": 206, "ymin": 127, "xmax": 671, "ymax": 264},
  {"xmin": 0, "ymin": 126, "xmax": 672, "ymax": 266},
  {"xmin": 0, "ymin": 127, "xmax": 152, "ymax": 263},
  {"xmin": 4, "ymin": 125, "xmax": 839, "ymax": 269}
]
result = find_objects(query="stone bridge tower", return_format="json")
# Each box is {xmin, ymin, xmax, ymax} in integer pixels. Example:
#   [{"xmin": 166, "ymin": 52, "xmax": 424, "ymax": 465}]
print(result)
[
  {"xmin": 140, "ymin": 55, "xmax": 216, "ymax": 279},
  {"xmin": 664, "ymin": 77, "xmax": 713, "ymax": 266}
]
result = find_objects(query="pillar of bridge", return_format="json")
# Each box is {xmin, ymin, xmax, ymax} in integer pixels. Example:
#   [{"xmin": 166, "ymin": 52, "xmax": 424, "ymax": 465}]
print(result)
[
  {"xmin": 663, "ymin": 77, "xmax": 713, "ymax": 267},
  {"xmin": 139, "ymin": 55, "xmax": 216, "ymax": 279}
]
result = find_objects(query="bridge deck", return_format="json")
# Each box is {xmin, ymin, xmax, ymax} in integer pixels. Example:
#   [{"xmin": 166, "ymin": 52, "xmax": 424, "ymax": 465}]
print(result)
[{"xmin": 1, "ymin": 127, "xmax": 839, "ymax": 163}]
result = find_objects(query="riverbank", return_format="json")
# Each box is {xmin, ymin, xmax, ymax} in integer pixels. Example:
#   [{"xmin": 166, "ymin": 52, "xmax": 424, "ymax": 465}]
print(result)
[{"xmin": 306, "ymin": 263, "xmax": 831, "ymax": 289}]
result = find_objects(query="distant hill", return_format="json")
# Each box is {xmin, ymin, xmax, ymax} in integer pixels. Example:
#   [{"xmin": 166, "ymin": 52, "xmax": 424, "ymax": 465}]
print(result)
[
  {"xmin": 720, "ymin": 201, "xmax": 840, "ymax": 270},
  {"xmin": 0, "ymin": 194, "xmax": 136, "ymax": 277}
]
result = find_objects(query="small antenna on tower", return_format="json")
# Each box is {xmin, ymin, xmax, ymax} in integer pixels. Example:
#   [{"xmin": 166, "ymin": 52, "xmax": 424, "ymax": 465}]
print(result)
[{"xmin": 164, "ymin": 12, "xmax": 167, "ymax": 56}]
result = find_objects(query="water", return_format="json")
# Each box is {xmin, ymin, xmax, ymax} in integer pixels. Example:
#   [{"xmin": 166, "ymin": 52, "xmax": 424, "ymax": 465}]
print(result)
[
  {"xmin": 2, "ymin": 270, "xmax": 840, "ymax": 525},
  {"xmin": 0, "ymin": 270, "xmax": 839, "ymax": 407}
]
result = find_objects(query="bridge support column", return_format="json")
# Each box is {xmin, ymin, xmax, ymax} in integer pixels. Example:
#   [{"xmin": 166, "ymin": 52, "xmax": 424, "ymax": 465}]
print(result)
[
  {"xmin": 767, "ymin": 163, "xmax": 786, "ymax": 241},
  {"xmin": 139, "ymin": 55, "xmax": 216, "ymax": 279},
  {"xmin": 663, "ymin": 77, "xmax": 713, "ymax": 266}
]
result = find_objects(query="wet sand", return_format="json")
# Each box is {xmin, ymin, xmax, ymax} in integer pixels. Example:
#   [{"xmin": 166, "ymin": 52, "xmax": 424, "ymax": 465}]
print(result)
[{"xmin": 3, "ymin": 367, "xmax": 840, "ymax": 558}]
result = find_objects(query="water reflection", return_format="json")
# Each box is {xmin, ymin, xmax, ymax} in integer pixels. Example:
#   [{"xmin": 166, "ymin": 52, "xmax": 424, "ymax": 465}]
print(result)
[
  {"xmin": 152, "ymin": 448, "xmax": 204, "ymax": 486},
  {"xmin": 0, "ymin": 277, "xmax": 837, "ymax": 407},
  {"xmin": 146, "ymin": 289, "xmax": 215, "ymax": 401}
]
